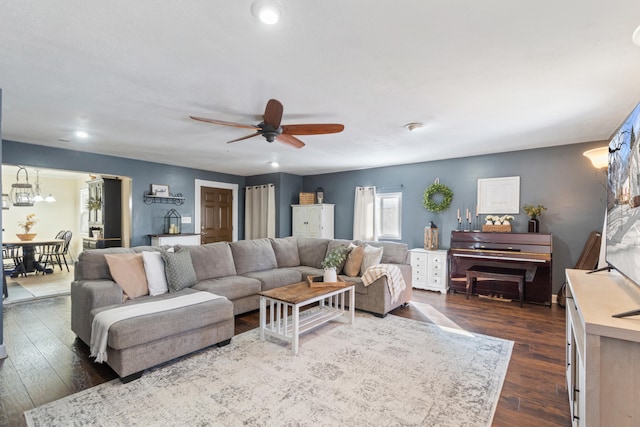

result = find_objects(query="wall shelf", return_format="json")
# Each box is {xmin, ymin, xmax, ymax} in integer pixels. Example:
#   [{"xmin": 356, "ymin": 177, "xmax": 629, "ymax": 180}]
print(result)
[{"xmin": 144, "ymin": 192, "xmax": 185, "ymax": 206}]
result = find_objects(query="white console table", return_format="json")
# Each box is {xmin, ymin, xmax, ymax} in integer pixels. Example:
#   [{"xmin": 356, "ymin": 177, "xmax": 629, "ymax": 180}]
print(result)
[
  {"xmin": 565, "ymin": 268, "xmax": 640, "ymax": 426},
  {"xmin": 149, "ymin": 233, "xmax": 201, "ymax": 246}
]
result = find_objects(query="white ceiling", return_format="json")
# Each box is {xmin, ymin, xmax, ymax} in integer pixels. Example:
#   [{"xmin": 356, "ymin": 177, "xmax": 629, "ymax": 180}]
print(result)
[{"xmin": 2, "ymin": 1, "xmax": 640, "ymax": 177}]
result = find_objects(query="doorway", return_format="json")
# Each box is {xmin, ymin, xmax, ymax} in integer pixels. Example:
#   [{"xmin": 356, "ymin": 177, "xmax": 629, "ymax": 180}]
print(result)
[{"xmin": 2, "ymin": 165, "xmax": 132, "ymax": 303}]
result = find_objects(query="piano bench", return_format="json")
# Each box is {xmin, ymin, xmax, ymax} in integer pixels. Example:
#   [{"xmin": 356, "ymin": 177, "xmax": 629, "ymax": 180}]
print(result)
[{"xmin": 465, "ymin": 266, "xmax": 526, "ymax": 307}]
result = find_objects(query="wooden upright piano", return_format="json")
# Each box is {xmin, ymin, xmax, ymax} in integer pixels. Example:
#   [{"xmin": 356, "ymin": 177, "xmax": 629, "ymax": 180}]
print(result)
[{"xmin": 448, "ymin": 231, "xmax": 553, "ymax": 305}]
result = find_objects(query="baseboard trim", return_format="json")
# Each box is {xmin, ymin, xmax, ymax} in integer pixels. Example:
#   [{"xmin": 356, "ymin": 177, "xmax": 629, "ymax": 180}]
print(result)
[{"xmin": 0, "ymin": 344, "xmax": 7, "ymax": 359}]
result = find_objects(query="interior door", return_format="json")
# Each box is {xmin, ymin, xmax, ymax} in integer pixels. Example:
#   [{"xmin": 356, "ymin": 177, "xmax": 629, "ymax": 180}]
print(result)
[{"xmin": 200, "ymin": 187, "xmax": 233, "ymax": 243}]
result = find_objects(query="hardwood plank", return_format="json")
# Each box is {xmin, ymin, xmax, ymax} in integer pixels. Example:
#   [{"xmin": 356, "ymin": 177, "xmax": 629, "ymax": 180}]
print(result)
[{"xmin": 0, "ymin": 357, "xmax": 33, "ymax": 427}]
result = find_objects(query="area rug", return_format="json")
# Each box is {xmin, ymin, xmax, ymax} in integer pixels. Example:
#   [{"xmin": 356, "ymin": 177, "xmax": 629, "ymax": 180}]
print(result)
[
  {"xmin": 2, "ymin": 282, "xmax": 33, "ymax": 304},
  {"xmin": 25, "ymin": 312, "xmax": 513, "ymax": 426}
]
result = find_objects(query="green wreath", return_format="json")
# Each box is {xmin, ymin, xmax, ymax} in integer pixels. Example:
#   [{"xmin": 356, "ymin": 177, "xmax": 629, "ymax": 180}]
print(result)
[{"xmin": 423, "ymin": 182, "xmax": 453, "ymax": 213}]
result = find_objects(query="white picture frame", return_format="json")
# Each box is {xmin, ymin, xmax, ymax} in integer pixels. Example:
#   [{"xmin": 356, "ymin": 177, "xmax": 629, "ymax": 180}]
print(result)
[
  {"xmin": 477, "ymin": 176, "xmax": 520, "ymax": 214},
  {"xmin": 151, "ymin": 184, "xmax": 170, "ymax": 197}
]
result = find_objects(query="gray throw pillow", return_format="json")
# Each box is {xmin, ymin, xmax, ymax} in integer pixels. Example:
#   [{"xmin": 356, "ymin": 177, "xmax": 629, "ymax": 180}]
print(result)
[
  {"xmin": 162, "ymin": 247, "xmax": 198, "ymax": 292},
  {"xmin": 270, "ymin": 237, "xmax": 301, "ymax": 267}
]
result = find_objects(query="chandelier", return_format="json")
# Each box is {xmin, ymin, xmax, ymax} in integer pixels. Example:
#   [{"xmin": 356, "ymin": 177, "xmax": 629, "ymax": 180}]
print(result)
[
  {"xmin": 9, "ymin": 166, "xmax": 35, "ymax": 207},
  {"xmin": 32, "ymin": 170, "xmax": 56, "ymax": 203}
]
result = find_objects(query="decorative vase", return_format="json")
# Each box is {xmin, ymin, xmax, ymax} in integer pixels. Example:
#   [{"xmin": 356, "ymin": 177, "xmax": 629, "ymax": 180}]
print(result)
[
  {"xmin": 528, "ymin": 218, "xmax": 539, "ymax": 233},
  {"xmin": 323, "ymin": 267, "xmax": 337, "ymax": 283},
  {"xmin": 16, "ymin": 233, "xmax": 37, "ymax": 241}
]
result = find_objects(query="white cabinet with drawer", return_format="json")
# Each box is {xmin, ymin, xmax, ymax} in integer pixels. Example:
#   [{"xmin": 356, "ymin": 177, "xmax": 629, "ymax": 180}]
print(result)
[{"xmin": 409, "ymin": 248, "xmax": 448, "ymax": 293}]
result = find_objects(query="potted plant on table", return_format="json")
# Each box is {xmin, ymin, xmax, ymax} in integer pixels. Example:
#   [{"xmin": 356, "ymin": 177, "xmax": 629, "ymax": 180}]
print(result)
[
  {"xmin": 321, "ymin": 245, "xmax": 349, "ymax": 283},
  {"xmin": 523, "ymin": 204, "xmax": 547, "ymax": 233},
  {"xmin": 17, "ymin": 213, "xmax": 39, "ymax": 241}
]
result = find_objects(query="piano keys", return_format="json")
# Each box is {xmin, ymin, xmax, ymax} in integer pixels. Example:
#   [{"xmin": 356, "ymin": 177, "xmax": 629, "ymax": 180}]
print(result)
[{"xmin": 448, "ymin": 231, "xmax": 553, "ymax": 306}]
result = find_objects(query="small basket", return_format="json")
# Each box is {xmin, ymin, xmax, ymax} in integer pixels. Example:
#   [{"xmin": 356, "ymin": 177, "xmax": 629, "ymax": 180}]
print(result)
[
  {"xmin": 299, "ymin": 192, "xmax": 315, "ymax": 205},
  {"xmin": 482, "ymin": 224, "xmax": 512, "ymax": 232}
]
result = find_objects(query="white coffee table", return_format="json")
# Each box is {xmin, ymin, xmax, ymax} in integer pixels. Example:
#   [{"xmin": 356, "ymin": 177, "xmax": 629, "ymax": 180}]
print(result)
[{"xmin": 259, "ymin": 281, "xmax": 355, "ymax": 355}]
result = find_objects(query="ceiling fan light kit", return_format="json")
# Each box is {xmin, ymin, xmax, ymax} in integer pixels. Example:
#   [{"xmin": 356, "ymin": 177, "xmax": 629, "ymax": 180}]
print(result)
[
  {"xmin": 190, "ymin": 98, "xmax": 344, "ymax": 149},
  {"xmin": 251, "ymin": 0, "xmax": 282, "ymax": 25}
]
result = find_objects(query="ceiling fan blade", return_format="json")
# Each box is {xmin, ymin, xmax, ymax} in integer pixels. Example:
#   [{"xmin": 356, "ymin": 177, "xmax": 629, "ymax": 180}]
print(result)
[
  {"xmin": 276, "ymin": 134, "xmax": 306, "ymax": 149},
  {"xmin": 281, "ymin": 123, "xmax": 344, "ymax": 135},
  {"xmin": 263, "ymin": 99, "xmax": 284, "ymax": 129},
  {"xmin": 190, "ymin": 116, "xmax": 258, "ymax": 130},
  {"xmin": 226, "ymin": 132, "xmax": 261, "ymax": 144}
]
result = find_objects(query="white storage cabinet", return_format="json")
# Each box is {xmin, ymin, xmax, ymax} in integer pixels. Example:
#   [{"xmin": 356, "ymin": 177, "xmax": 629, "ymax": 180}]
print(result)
[
  {"xmin": 409, "ymin": 248, "xmax": 448, "ymax": 293},
  {"xmin": 291, "ymin": 204, "xmax": 334, "ymax": 239}
]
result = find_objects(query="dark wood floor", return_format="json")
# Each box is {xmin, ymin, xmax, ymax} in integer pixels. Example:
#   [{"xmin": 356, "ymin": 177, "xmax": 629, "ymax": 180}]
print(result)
[{"xmin": 0, "ymin": 290, "xmax": 570, "ymax": 426}]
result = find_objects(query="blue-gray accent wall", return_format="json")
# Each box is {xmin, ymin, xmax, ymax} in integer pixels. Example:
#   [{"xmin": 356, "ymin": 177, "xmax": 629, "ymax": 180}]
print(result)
[
  {"xmin": 2, "ymin": 140, "xmax": 247, "ymax": 246},
  {"xmin": 2, "ymin": 137, "xmax": 606, "ymax": 297},
  {"xmin": 301, "ymin": 142, "xmax": 607, "ymax": 294}
]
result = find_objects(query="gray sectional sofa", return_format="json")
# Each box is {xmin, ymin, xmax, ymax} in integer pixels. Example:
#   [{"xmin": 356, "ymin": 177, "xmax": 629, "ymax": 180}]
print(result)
[{"xmin": 71, "ymin": 236, "xmax": 412, "ymax": 380}]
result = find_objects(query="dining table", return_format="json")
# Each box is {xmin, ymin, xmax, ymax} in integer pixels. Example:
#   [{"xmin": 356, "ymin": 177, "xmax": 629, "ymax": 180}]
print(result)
[{"xmin": 3, "ymin": 238, "xmax": 65, "ymax": 276}]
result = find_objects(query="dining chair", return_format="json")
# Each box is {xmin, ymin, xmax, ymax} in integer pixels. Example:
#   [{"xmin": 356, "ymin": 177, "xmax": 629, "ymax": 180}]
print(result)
[
  {"xmin": 59, "ymin": 231, "xmax": 73, "ymax": 272},
  {"xmin": 3, "ymin": 245, "xmax": 25, "ymax": 297},
  {"xmin": 37, "ymin": 242, "xmax": 65, "ymax": 273},
  {"xmin": 3, "ymin": 244, "xmax": 25, "ymax": 278},
  {"xmin": 36, "ymin": 230, "xmax": 66, "ymax": 257}
]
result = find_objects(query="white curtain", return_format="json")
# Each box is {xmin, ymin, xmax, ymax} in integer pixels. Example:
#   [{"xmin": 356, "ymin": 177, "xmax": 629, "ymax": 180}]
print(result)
[
  {"xmin": 353, "ymin": 186, "xmax": 376, "ymax": 241},
  {"xmin": 245, "ymin": 184, "xmax": 276, "ymax": 239}
]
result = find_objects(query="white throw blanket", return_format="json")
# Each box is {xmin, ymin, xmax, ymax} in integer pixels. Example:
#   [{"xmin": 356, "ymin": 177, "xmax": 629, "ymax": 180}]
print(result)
[
  {"xmin": 90, "ymin": 292, "xmax": 223, "ymax": 363},
  {"xmin": 361, "ymin": 264, "xmax": 407, "ymax": 304}
]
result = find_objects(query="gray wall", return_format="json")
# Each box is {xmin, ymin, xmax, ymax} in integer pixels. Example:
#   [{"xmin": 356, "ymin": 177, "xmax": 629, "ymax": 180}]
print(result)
[
  {"xmin": 0, "ymin": 135, "xmax": 606, "ymax": 313},
  {"xmin": 302, "ymin": 142, "xmax": 608, "ymax": 294},
  {"xmin": 2, "ymin": 140, "xmax": 247, "ymax": 246}
]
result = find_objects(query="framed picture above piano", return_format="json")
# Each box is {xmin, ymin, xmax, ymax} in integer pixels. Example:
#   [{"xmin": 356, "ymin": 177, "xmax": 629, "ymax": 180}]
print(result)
[{"xmin": 477, "ymin": 176, "xmax": 520, "ymax": 214}]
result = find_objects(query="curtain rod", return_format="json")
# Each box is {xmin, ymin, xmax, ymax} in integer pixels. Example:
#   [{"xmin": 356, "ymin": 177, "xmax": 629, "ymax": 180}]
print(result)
[{"xmin": 245, "ymin": 183, "xmax": 275, "ymax": 189}]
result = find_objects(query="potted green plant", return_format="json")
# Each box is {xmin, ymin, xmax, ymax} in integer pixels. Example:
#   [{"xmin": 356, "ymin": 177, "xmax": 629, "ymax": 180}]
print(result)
[
  {"xmin": 86, "ymin": 196, "xmax": 102, "ymax": 212},
  {"xmin": 321, "ymin": 245, "xmax": 349, "ymax": 283},
  {"xmin": 523, "ymin": 204, "xmax": 547, "ymax": 233}
]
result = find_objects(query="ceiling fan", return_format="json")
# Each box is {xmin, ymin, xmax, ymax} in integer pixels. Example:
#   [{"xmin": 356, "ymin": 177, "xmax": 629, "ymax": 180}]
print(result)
[{"xmin": 190, "ymin": 99, "xmax": 344, "ymax": 149}]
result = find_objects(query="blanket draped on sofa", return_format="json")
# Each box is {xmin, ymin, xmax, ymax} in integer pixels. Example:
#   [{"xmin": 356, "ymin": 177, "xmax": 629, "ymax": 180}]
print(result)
[
  {"xmin": 361, "ymin": 264, "xmax": 407, "ymax": 304},
  {"xmin": 90, "ymin": 292, "xmax": 224, "ymax": 363}
]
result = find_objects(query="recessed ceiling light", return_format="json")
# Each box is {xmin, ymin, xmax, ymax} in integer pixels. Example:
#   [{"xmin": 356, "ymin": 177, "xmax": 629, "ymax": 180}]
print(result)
[
  {"xmin": 404, "ymin": 122, "xmax": 424, "ymax": 132},
  {"xmin": 633, "ymin": 25, "xmax": 640, "ymax": 46},
  {"xmin": 251, "ymin": 0, "xmax": 282, "ymax": 25},
  {"xmin": 270, "ymin": 161, "xmax": 280, "ymax": 168},
  {"xmin": 74, "ymin": 130, "xmax": 89, "ymax": 139}
]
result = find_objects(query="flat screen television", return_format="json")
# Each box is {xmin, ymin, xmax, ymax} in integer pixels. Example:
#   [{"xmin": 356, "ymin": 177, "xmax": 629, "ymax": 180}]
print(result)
[{"xmin": 605, "ymin": 101, "xmax": 640, "ymax": 299}]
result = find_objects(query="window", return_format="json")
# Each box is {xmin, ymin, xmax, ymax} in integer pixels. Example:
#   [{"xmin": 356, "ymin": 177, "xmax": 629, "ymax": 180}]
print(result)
[{"xmin": 375, "ymin": 192, "xmax": 402, "ymax": 240}]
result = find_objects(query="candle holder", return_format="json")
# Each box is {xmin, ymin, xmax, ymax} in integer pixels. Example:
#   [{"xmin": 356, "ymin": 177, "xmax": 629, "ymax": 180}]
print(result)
[{"xmin": 164, "ymin": 209, "xmax": 181, "ymax": 234}]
